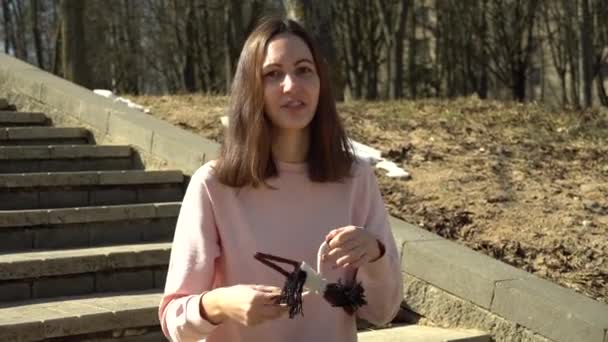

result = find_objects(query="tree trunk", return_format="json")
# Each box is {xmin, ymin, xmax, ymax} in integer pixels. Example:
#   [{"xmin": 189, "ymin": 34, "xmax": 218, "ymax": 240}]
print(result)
[
  {"xmin": 183, "ymin": 0, "xmax": 197, "ymax": 92},
  {"xmin": 60, "ymin": 0, "xmax": 90, "ymax": 88},
  {"xmin": 580, "ymin": 0, "xmax": 594, "ymax": 107},
  {"xmin": 224, "ymin": 1, "xmax": 235, "ymax": 93},
  {"xmin": 30, "ymin": 0, "xmax": 44, "ymax": 68},
  {"xmin": 284, "ymin": 0, "xmax": 344, "ymax": 100},
  {"xmin": 2, "ymin": 0, "xmax": 11, "ymax": 54},
  {"xmin": 375, "ymin": 0, "xmax": 408, "ymax": 99}
]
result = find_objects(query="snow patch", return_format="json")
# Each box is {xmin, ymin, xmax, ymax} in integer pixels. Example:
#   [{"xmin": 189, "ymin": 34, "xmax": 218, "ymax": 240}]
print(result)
[{"xmin": 93, "ymin": 89, "xmax": 151, "ymax": 113}]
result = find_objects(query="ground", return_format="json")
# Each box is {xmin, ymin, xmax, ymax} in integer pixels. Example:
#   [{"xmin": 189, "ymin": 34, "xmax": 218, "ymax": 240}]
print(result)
[{"xmin": 128, "ymin": 94, "xmax": 607, "ymax": 304}]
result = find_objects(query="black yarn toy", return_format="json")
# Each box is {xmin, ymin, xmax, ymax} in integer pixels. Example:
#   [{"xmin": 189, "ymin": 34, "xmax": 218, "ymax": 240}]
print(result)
[{"xmin": 254, "ymin": 241, "xmax": 367, "ymax": 318}]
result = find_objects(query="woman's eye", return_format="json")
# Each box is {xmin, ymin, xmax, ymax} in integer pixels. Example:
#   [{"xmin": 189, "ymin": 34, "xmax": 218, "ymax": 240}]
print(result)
[
  {"xmin": 264, "ymin": 70, "xmax": 282, "ymax": 79},
  {"xmin": 297, "ymin": 66, "xmax": 314, "ymax": 75}
]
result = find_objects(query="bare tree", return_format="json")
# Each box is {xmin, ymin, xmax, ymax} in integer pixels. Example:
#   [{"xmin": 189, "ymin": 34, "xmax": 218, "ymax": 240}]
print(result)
[
  {"xmin": 30, "ymin": 0, "xmax": 43, "ymax": 68},
  {"xmin": 375, "ymin": 0, "xmax": 408, "ymax": 99},
  {"xmin": 580, "ymin": 0, "xmax": 593, "ymax": 107},
  {"xmin": 484, "ymin": 0, "xmax": 540, "ymax": 101},
  {"xmin": 284, "ymin": 0, "xmax": 344, "ymax": 100},
  {"xmin": 60, "ymin": 0, "xmax": 90, "ymax": 87}
]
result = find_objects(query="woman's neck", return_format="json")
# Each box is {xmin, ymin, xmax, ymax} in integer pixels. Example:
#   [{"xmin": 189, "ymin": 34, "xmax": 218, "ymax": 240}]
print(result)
[{"xmin": 272, "ymin": 128, "xmax": 310, "ymax": 163}]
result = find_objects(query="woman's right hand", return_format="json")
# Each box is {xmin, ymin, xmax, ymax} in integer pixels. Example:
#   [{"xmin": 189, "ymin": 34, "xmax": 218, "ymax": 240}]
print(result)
[{"xmin": 201, "ymin": 284, "xmax": 287, "ymax": 326}]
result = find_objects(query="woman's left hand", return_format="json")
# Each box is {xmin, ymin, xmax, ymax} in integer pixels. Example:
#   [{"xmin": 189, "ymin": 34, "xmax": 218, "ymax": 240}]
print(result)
[{"xmin": 321, "ymin": 226, "xmax": 383, "ymax": 270}]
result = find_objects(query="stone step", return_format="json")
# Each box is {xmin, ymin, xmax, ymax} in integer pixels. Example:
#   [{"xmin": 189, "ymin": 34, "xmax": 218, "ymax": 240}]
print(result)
[
  {"xmin": 0, "ymin": 202, "xmax": 180, "ymax": 252},
  {"xmin": 0, "ymin": 111, "xmax": 49, "ymax": 126},
  {"xmin": 0, "ymin": 290, "xmax": 162, "ymax": 342},
  {"xmin": 0, "ymin": 127, "xmax": 91, "ymax": 145},
  {"xmin": 0, "ymin": 290, "xmax": 491, "ymax": 342},
  {"xmin": 0, "ymin": 145, "xmax": 135, "ymax": 173},
  {"xmin": 0, "ymin": 243, "xmax": 170, "ymax": 302},
  {"xmin": 0, "ymin": 170, "xmax": 184, "ymax": 210},
  {"xmin": 358, "ymin": 325, "xmax": 491, "ymax": 342}
]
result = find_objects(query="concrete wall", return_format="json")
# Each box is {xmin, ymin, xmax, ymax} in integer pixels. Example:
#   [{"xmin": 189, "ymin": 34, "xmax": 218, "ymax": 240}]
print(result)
[{"xmin": 1, "ymin": 53, "xmax": 607, "ymax": 342}]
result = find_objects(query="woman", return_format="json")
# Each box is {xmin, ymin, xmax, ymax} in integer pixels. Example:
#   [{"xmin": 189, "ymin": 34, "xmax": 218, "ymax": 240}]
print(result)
[{"xmin": 159, "ymin": 17, "xmax": 402, "ymax": 342}]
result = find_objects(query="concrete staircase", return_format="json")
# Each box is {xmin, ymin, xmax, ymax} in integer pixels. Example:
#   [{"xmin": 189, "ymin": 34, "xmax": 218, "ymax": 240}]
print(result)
[
  {"xmin": 0, "ymin": 101, "xmax": 490, "ymax": 342},
  {"xmin": 0, "ymin": 103, "xmax": 181, "ymax": 341}
]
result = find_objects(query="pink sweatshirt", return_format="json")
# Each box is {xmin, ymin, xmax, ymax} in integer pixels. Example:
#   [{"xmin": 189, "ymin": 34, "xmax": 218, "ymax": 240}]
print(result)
[{"xmin": 159, "ymin": 158, "xmax": 402, "ymax": 342}]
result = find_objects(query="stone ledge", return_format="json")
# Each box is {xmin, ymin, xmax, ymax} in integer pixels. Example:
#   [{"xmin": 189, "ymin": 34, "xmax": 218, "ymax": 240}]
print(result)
[
  {"xmin": 0, "ymin": 202, "xmax": 181, "ymax": 227},
  {"xmin": 0, "ymin": 111, "xmax": 47, "ymax": 124},
  {"xmin": 402, "ymin": 239, "xmax": 533, "ymax": 309},
  {"xmin": 492, "ymin": 277, "xmax": 608, "ymax": 342},
  {"xmin": 402, "ymin": 274, "xmax": 554, "ymax": 342},
  {"xmin": 0, "ymin": 145, "xmax": 132, "ymax": 160},
  {"xmin": 0, "ymin": 290, "xmax": 160, "ymax": 341},
  {"xmin": 2, "ymin": 127, "xmax": 88, "ymax": 140},
  {"xmin": 0, "ymin": 170, "xmax": 183, "ymax": 188},
  {"xmin": 0, "ymin": 242, "xmax": 171, "ymax": 280}
]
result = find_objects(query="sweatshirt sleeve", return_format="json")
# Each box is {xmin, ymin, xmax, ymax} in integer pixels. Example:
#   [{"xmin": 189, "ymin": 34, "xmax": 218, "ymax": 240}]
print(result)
[
  {"xmin": 159, "ymin": 165, "xmax": 221, "ymax": 341},
  {"xmin": 354, "ymin": 162, "xmax": 403, "ymax": 326}
]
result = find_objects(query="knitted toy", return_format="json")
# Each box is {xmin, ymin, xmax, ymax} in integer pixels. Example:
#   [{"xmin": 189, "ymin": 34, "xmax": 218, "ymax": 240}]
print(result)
[{"xmin": 254, "ymin": 241, "xmax": 367, "ymax": 318}]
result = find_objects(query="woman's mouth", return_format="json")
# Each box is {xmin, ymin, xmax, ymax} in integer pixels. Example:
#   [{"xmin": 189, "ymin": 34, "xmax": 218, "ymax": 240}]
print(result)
[{"xmin": 282, "ymin": 99, "xmax": 305, "ymax": 108}]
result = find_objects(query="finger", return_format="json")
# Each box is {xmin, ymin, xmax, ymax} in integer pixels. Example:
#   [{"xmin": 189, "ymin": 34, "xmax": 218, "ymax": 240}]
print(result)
[
  {"xmin": 325, "ymin": 227, "xmax": 346, "ymax": 243},
  {"xmin": 252, "ymin": 285, "xmax": 282, "ymax": 293},
  {"xmin": 336, "ymin": 249, "xmax": 367, "ymax": 268},
  {"xmin": 327, "ymin": 227, "xmax": 362, "ymax": 248},
  {"xmin": 343, "ymin": 252, "xmax": 367, "ymax": 269},
  {"xmin": 326, "ymin": 238, "xmax": 361, "ymax": 257}
]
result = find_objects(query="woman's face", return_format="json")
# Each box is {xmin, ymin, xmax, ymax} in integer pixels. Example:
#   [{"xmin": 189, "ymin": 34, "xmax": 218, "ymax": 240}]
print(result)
[{"xmin": 262, "ymin": 33, "xmax": 320, "ymax": 134}]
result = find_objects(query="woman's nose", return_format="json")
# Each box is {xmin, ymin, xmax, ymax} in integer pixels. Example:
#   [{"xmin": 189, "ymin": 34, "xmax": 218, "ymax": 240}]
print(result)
[{"xmin": 281, "ymin": 73, "xmax": 298, "ymax": 93}]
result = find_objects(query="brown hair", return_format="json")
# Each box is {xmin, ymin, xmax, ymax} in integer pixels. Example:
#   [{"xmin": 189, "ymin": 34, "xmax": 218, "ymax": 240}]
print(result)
[{"xmin": 214, "ymin": 17, "xmax": 354, "ymax": 188}]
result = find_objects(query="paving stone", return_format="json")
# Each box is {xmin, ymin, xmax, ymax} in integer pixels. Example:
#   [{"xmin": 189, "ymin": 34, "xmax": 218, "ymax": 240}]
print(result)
[
  {"xmin": 39, "ymin": 189, "xmax": 89, "ymax": 208},
  {"xmin": 96, "ymin": 269, "xmax": 154, "ymax": 292},
  {"xmin": 0, "ymin": 137, "xmax": 89, "ymax": 145},
  {"xmin": 106, "ymin": 243, "xmax": 171, "ymax": 269},
  {"xmin": 141, "ymin": 217, "xmax": 177, "ymax": 242},
  {"xmin": 4, "ymin": 127, "xmax": 88, "ymax": 140},
  {"xmin": 0, "ymin": 282, "xmax": 31, "ymax": 301},
  {"xmin": 98, "ymin": 170, "xmax": 183, "ymax": 185},
  {"xmin": 0, "ymin": 146, "xmax": 50, "ymax": 159},
  {"xmin": 90, "ymin": 188, "xmax": 137, "ymax": 206},
  {"xmin": 0, "ymin": 191, "xmax": 39, "ymax": 210},
  {"xmin": 0, "ymin": 243, "xmax": 171, "ymax": 280},
  {"xmin": 0, "ymin": 111, "xmax": 47, "ymax": 125},
  {"xmin": 0, "ymin": 209, "xmax": 48, "ymax": 227},
  {"xmin": 39, "ymin": 158, "xmax": 133, "ymax": 172},
  {"xmin": 154, "ymin": 269, "xmax": 168, "ymax": 289},
  {"xmin": 33, "ymin": 274, "xmax": 95, "ymax": 299},
  {"xmin": 137, "ymin": 186, "xmax": 183, "ymax": 203},
  {"xmin": 0, "ymin": 251, "xmax": 108, "ymax": 280},
  {"xmin": 49, "ymin": 145, "xmax": 131, "ymax": 158},
  {"xmin": 0, "ymin": 172, "xmax": 99, "ymax": 188},
  {"xmin": 0, "ymin": 319, "xmax": 44, "ymax": 341},
  {"xmin": 0, "ymin": 160, "xmax": 42, "ymax": 173},
  {"xmin": 154, "ymin": 202, "xmax": 181, "ymax": 217},
  {"xmin": 88, "ymin": 220, "xmax": 143, "ymax": 245},
  {"xmin": 34, "ymin": 226, "xmax": 89, "ymax": 249},
  {"xmin": 48, "ymin": 204, "xmax": 158, "ymax": 224},
  {"xmin": 0, "ymin": 227, "xmax": 34, "ymax": 250}
]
